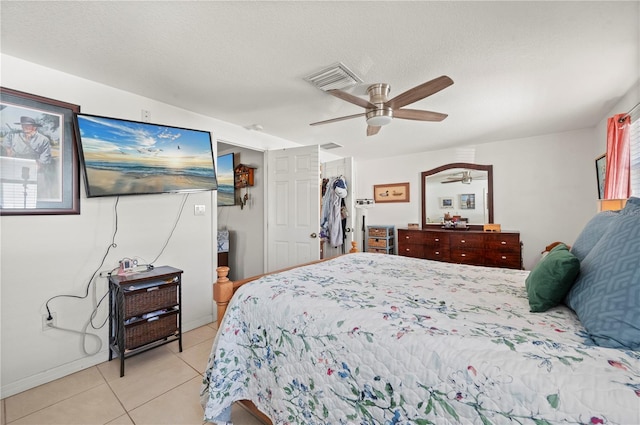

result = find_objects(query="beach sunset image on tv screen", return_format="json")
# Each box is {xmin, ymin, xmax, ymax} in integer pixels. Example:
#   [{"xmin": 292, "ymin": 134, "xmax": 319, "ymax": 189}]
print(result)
[
  {"xmin": 75, "ymin": 114, "xmax": 218, "ymax": 197},
  {"xmin": 216, "ymin": 153, "xmax": 235, "ymax": 206}
]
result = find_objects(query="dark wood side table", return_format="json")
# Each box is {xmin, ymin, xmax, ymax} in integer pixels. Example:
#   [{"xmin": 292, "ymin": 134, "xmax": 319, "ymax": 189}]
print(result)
[{"xmin": 108, "ymin": 266, "xmax": 183, "ymax": 377}]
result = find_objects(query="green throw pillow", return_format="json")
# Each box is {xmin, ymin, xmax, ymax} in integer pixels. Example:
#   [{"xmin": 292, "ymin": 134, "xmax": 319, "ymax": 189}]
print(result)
[{"xmin": 525, "ymin": 243, "xmax": 580, "ymax": 312}]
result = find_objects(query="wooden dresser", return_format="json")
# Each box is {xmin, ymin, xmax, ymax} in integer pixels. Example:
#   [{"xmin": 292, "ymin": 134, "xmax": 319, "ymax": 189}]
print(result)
[{"xmin": 397, "ymin": 228, "xmax": 522, "ymax": 269}]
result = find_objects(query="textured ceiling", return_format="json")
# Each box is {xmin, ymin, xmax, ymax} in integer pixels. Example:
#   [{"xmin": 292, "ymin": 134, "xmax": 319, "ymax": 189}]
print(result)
[{"xmin": 1, "ymin": 1, "xmax": 638, "ymax": 160}]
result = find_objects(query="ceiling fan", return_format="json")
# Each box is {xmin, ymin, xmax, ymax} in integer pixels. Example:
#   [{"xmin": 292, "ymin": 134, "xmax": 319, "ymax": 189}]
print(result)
[
  {"xmin": 310, "ymin": 75, "xmax": 453, "ymax": 136},
  {"xmin": 442, "ymin": 170, "xmax": 473, "ymax": 184},
  {"xmin": 440, "ymin": 170, "xmax": 487, "ymax": 184}
]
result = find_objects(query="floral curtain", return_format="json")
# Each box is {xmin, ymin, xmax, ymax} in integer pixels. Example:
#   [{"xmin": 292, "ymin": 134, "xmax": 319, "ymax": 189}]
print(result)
[{"xmin": 604, "ymin": 113, "xmax": 631, "ymax": 199}]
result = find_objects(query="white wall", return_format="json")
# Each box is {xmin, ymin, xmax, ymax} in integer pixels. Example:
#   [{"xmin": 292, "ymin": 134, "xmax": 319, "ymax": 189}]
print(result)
[{"xmin": 0, "ymin": 55, "xmax": 298, "ymax": 398}]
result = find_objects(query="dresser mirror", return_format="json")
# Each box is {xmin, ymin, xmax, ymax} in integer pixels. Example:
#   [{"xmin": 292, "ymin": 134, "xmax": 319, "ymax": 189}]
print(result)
[{"xmin": 421, "ymin": 163, "xmax": 493, "ymax": 229}]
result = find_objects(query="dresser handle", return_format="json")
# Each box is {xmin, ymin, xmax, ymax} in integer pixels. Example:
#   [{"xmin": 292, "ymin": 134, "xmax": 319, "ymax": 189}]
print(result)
[
  {"xmin": 435, "ymin": 251, "xmax": 440, "ymax": 255},
  {"xmin": 405, "ymin": 236, "xmax": 410, "ymax": 239},
  {"xmin": 434, "ymin": 238, "xmax": 439, "ymax": 242},
  {"xmin": 501, "ymin": 256, "xmax": 507, "ymax": 259},
  {"xmin": 501, "ymin": 241, "xmax": 507, "ymax": 245},
  {"xmin": 461, "ymin": 253, "xmax": 466, "ymax": 257},
  {"xmin": 461, "ymin": 240, "xmax": 466, "ymax": 243}
]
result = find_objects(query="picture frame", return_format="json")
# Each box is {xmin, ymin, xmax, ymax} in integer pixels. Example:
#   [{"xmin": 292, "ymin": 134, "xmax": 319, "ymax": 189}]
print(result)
[
  {"xmin": 1, "ymin": 87, "xmax": 80, "ymax": 215},
  {"xmin": 460, "ymin": 193, "xmax": 476, "ymax": 209},
  {"xmin": 373, "ymin": 182, "xmax": 410, "ymax": 203},
  {"xmin": 595, "ymin": 153, "xmax": 606, "ymax": 200},
  {"xmin": 439, "ymin": 197, "xmax": 454, "ymax": 209}
]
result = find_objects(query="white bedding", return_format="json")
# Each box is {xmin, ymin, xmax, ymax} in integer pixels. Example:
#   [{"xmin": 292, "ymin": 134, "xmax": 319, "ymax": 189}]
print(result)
[{"xmin": 201, "ymin": 253, "xmax": 640, "ymax": 424}]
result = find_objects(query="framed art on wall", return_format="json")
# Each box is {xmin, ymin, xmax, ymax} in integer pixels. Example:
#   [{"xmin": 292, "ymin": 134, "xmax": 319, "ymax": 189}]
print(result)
[
  {"xmin": 595, "ymin": 153, "xmax": 606, "ymax": 200},
  {"xmin": 374, "ymin": 182, "xmax": 410, "ymax": 203},
  {"xmin": 439, "ymin": 197, "xmax": 454, "ymax": 209},
  {"xmin": 0, "ymin": 87, "xmax": 80, "ymax": 215},
  {"xmin": 460, "ymin": 193, "xmax": 476, "ymax": 209}
]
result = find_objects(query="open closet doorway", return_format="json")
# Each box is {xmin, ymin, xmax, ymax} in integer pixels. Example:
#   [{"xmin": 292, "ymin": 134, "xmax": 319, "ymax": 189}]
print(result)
[
  {"xmin": 217, "ymin": 140, "xmax": 265, "ymax": 281},
  {"xmin": 321, "ymin": 157, "xmax": 355, "ymax": 259}
]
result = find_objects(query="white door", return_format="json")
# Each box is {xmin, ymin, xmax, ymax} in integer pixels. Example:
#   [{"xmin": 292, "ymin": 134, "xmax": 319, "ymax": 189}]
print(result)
[
  {"xmin": 321, "ymin": 157, "xmax": 355, "ymax": 258},
  {"xmin": 266, "ymin": 145, "xmax": 320, "ymax": 271}
]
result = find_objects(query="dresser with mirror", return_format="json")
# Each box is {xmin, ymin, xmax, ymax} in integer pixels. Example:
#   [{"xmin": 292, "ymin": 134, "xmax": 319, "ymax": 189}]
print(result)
[{"xmin": 397, "ymin": 163, "xmax": 522, "ymax": 269}]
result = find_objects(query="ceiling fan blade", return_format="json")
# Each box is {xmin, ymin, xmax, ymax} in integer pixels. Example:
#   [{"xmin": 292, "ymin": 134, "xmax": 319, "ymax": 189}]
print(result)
[
  {"xmin": 327, "ymin": 89, "xmax": 376, "ymax": 109},
  {"xmin": 386, "ymin": 75, "xmax": 454, "ymax": 109},
  {"xmin": 310, "ymin": 112, "xmax": 365, "ymax": 126},
  {"xmin": 367, "ymin": 125, "xmax": 381, "ymax": 136},
  {"xmin": 441, "ymin": 179, "xmax": 463, "ymax": 184},
  {"xmin": 394, "ymin": 109, "xmax": 448, "ymax": 122}
]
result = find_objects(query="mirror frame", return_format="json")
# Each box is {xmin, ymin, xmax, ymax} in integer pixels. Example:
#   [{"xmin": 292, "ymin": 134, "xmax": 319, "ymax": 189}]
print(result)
[{"xmin": 421, "ymin": 163, "xmax": 494, "ymax": 230}]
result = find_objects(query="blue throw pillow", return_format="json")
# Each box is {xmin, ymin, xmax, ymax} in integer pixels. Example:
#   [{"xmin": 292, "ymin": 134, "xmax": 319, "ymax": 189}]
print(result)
[
  {"xmin": 565, "ymin": 197, "xmax": 640, "ymax": 349},
  {"xmin": 570, "ymin": 210, "xmax": 619, "ymax": 262}
]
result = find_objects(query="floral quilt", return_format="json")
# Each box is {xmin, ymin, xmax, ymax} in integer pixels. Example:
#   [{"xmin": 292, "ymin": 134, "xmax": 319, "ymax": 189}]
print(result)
[{"xmin": 201, "ymin": 253, "xmax": 640, "ymax": 424}]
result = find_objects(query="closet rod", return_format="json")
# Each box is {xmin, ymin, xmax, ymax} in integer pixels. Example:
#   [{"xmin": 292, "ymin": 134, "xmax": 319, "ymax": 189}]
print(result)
[{"xmin": 618, "ymin": 102, "xmax": 640, "ymax": 122}]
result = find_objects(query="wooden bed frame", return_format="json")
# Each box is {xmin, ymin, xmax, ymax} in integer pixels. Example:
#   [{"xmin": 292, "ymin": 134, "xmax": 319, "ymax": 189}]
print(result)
[{"xmin": 211, "ymin": 242, "xmax": 358, "ymax": 423}]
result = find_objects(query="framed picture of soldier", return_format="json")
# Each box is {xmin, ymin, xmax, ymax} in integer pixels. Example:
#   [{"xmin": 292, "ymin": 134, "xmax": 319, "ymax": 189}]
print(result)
[{"xmin": 0, "ymin": 87, "xmax": 80, "ymax": 215}]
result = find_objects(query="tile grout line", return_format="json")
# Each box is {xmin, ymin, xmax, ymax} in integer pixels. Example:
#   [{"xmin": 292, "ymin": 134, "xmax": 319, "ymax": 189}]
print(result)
[
  {"xmin": 95, "ymin": 363, "xmax": 136, "ymax": 424},
  {"xmin": 3, "ymin": 366, "xmax": 108, "ymax": 424}
]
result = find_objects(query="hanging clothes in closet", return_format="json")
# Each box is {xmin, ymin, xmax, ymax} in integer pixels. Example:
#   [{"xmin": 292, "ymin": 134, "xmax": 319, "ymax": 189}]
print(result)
[{"xmin": 320, "ymin": 176, "xmax": 348, "ymax": 248}]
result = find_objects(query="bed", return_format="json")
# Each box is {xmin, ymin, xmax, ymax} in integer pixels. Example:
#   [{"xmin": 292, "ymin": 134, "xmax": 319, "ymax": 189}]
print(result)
[{"xmin": 201, "ymin": 201, "xmax": 640, "ymax": 425}]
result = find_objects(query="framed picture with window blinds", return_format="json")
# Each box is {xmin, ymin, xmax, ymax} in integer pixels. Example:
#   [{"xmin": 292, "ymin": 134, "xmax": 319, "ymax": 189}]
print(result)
[{"xmin": 595, "ymin": 153, "xmax": 605, "ymax": 200}]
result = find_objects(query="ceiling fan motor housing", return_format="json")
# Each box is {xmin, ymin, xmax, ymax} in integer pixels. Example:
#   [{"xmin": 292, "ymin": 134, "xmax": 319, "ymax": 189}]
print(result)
[
  {"xmin": 366, "ymin": 83, "xmax": 393, "ymax": 126},
  {"xmin": 367, "ymin": 83, "xmax": 390, "ymax": 104}
]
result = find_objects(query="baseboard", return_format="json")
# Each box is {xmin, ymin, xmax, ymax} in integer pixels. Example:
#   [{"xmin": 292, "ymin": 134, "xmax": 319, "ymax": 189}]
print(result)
[
  {"xmin": 0, "ymin": 349, "xmax": 110, "ymax": 399},
  {"xmin": 183, "ymin": 314, "xmax": 214, "ymax": 331}
]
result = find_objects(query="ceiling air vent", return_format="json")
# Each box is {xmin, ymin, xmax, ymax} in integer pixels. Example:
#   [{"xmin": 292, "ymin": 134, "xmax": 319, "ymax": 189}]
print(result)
[
  {"xmin": 320, "ymin": 142, "xmax": 343, "ymax": 150},
  {"xmin": 304, "ymin": 63, "xmax": 363, "ymax": 91}
]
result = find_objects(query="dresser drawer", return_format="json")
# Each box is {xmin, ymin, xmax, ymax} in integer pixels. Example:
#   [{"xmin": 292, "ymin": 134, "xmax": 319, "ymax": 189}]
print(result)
[
  {"xmin": 424, "ymin": 247, "xmax": 450, "ymax": 261},
  {"xmin": 398, "ymin": 243, "xmax": 425, "ymax": 258},
  {"xmin": 449, "ymin": 248, "xmax": 484, "ymax": 265},
  {"xmin": 423, "ymin": 232, "xmax": 449, "ymax": 248},
  {"xmin": 484, "ymin": 233, "xmax": 520, "ymax": 251},
  {"xmin": 448, "ymin": 234, "xmax": 484, "ymax": 249},
  {"xmin": 398, "ymin": 229, "xmax": 427, "ymax": 244},
  {"xmin": 484, "ymin": 251, "xmax": 521, "ymax": 269}
]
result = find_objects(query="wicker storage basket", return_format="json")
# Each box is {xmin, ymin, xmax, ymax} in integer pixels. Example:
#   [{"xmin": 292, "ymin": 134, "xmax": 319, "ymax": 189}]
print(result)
[
  {"xmin": 367, "ymin": 248, "xmax": 390, "ymax": 254},
  {"xmin": 368, "ymin": 237, "xmax": 394, "ymax": 248},
  {"xmin": 125, "ymin": 283, "xmax": 178, "ymax": 318},
  {"xmin": 368, "ymin": 227, "xmax": 392, "ymax": 238},
  {"xmin": 125, "ymin": 310, "xmax": 178, "ymax": 349}
]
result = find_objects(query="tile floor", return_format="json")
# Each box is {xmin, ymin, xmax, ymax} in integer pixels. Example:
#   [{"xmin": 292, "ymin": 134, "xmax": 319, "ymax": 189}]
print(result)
[{"xmin": 0, "ymin": 323, "xmax": 266, "ymax": 425}]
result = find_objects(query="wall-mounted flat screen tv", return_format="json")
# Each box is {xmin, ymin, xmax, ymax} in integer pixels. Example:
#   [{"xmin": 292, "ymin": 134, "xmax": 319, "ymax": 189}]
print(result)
[
  {"xmin": 217, "ymin": 152, "xmax": 235, "ymax": 206},
  {"xmin": 74, "ymin": 113, "xmax": 218, "ymax": 198}
]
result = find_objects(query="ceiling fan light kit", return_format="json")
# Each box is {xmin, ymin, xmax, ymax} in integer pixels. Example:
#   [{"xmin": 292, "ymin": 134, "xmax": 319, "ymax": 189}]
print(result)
[
  {"xmin": 366, "ymin": 108, "xmax": 393, "ymax": 126},
  {"xmin": 310, "ymin": 75, "xmax": 454, "ymax": 136}
]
